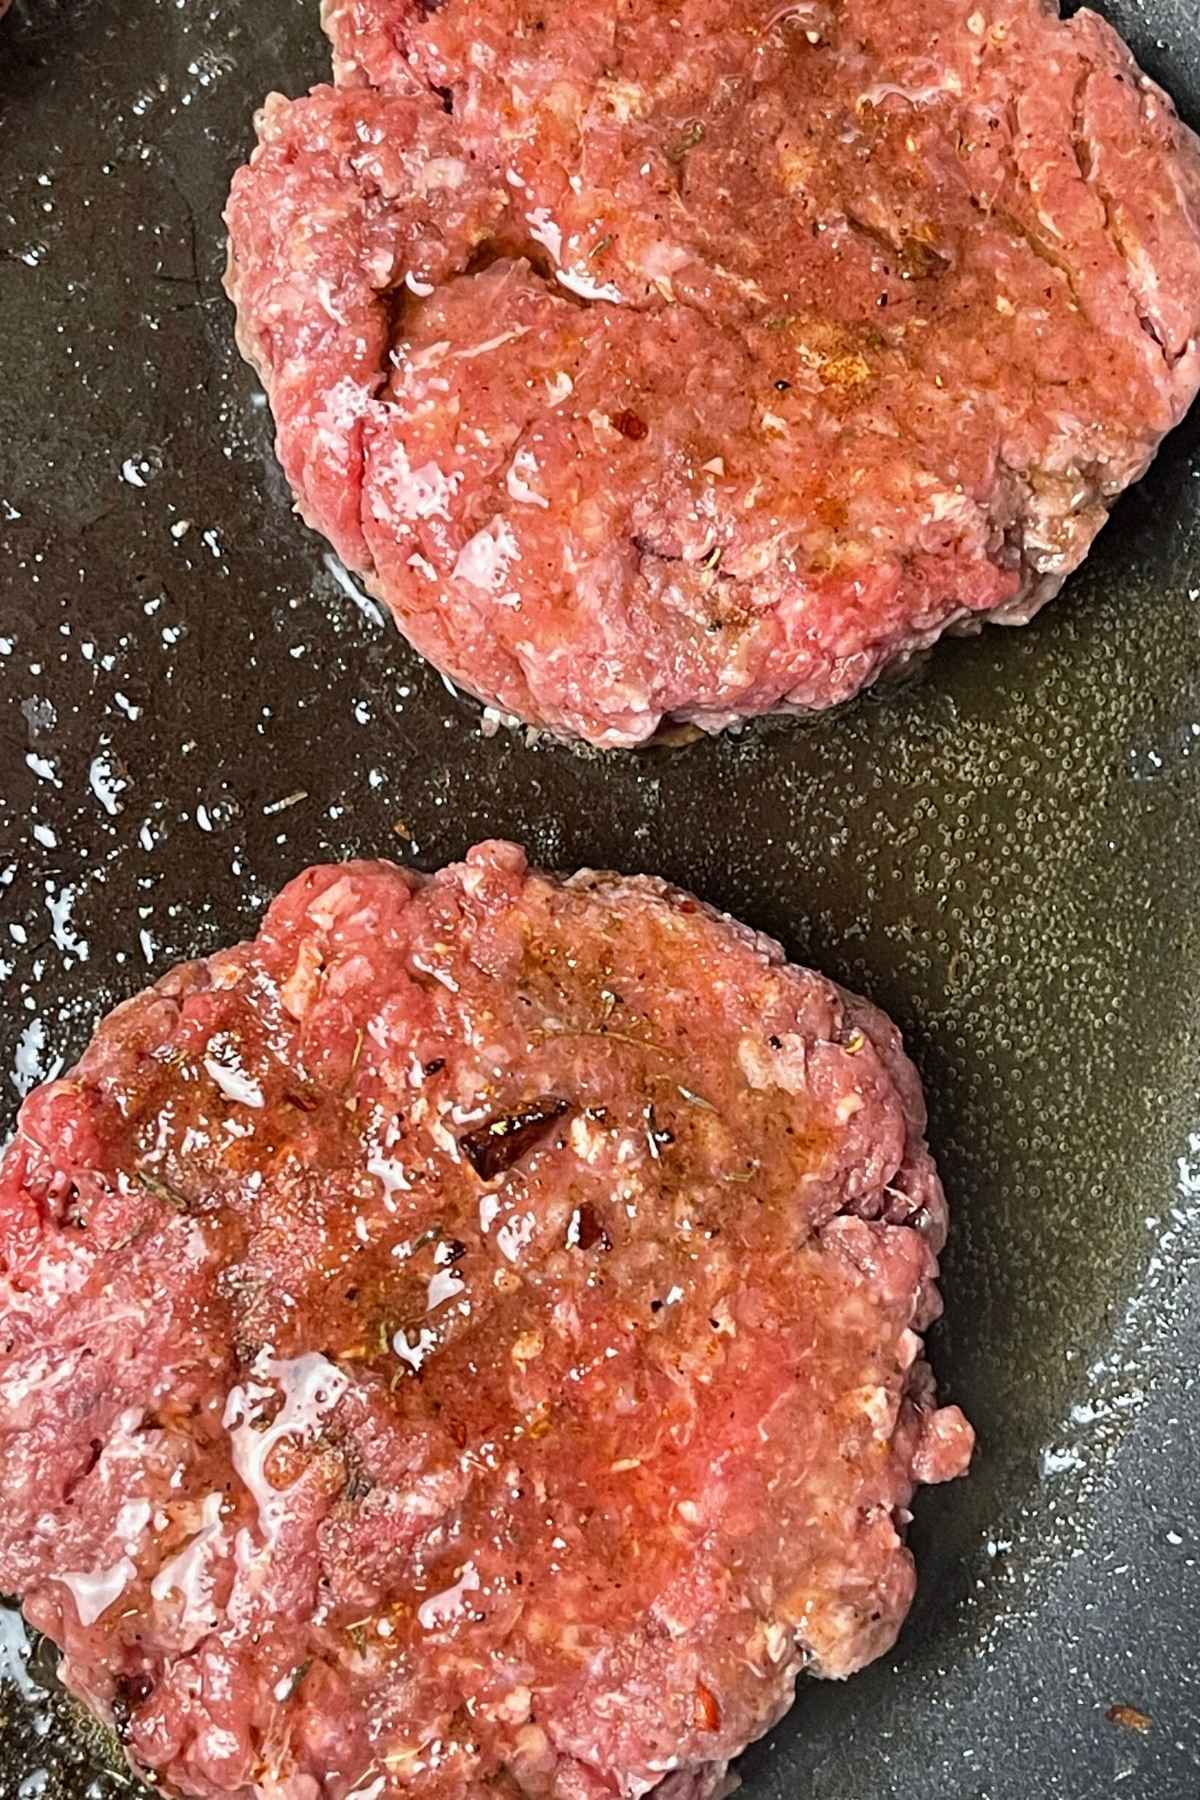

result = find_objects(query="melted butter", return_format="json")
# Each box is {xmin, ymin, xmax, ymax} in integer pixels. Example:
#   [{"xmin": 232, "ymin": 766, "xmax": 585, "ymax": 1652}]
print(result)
[
  {"xmin": 223, "ymin": 1354, "xmax": 348, "ymax": 1546},
  {"xmin": 115, "ymin": 1498, "xmax": 152, "ymax": 1551},
  {"xmin": 416, "ymin": 1560, "xmax": 480, "ymax": 1631},
  {"xmin": 367, "ymin": 1155, "xmax": 411, "ymax": 1195},
  {"xmin": 150, "ymin": 1492, "xmax": 226, "ymax": 1639},
  {"xmin": 58, "ymin": 1557, "xmax": 136, "ymax": 1627},
  {"xmin": 426, "ymin": 1268, "xmax": 466, "ymax": 1311},
  {"xmin": 203, "ymin": 1055, "xmax": 265, "ymax": 1109},
  {"xmin": 393, "ymin": 1326, "xmax": 438, "ymax": 1371},
  {"xmin": 0, "ymin": 1606, "xmax": 40, "ymax": 1702}
]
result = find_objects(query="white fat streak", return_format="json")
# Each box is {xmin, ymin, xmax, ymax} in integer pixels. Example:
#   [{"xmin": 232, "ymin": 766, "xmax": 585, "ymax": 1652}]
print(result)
[
  {"xmin": 556, "ymin": 267, "xmax": 624, "ymax": 302},
  {"xmin": 320, "ymin": 375, "xmax": 371, "ymax": 432},
  {"xmin": 306, "ymin": 874, "xmax": 357, "ymax": 930},
  {"xmin": 417, "ymin": 1560, "xmax": 479, "ymax": 1630},
  {"xmin": 346, "ymin": 1780, "xmax": 387, "ymax": 1800},
  {"xmin": 525, "ymin": 207, "xmax": 562, "ymax": 263},
  {"xmin": 453, "ymin": 326, "xmax": 530, "ymax": 361},
  {"xmin": 425, "ymin": 1116, "xmax": 461, "ymax": 1159},
  {"xmin": 59, "ymin": 1557, "xmax": 136, "ymax": 1626},
  {"xmin": 496, "ymin": 1211, "xmax": 536, "ymax": 1264},
  {"xmin": 505, "ymin": 448, "xmax": 549, "ymax": 508},
  {"xmin": 479, "ymin": 1191, "xmax": 502, "ymax": 1234},
  {"xmin": 184, "ymin": 1222, "xmax": 211, "ymax": 1267},
  {"xmin": 407, "ymin": 338, "xmax": 451, "ymax": 371},
  {"xmin": 223, "ymin": 1355, "xmax": 348, "ymax": 1547},
  {"xmin": 379, "ymin": 443, "xmax": 463, "ymax": 521},
  {"xmin": 0, "ymin": 1348, "xmax": 76, "ymax": 1417},
  {"xmin": 204, "ymin": 1058, "xmax": 265, "ymax": 1109},
  {"xmin": 410, "ymin": 954, "xmax": 460, "ymax": 993},
  {"xmin": 568, "ymin": 1116, "xmax": 608, "ymax": 1164},
  {"xmin": 452, "ymin": 517, "xmax": 520, "ymax": 592},
  {"xmin": 315, "ymin": 277, "xmax": 346, "ymax": 322},
  {"xmin": 858, "ymin": 76, "xmax": 962, "ymax": 105}
]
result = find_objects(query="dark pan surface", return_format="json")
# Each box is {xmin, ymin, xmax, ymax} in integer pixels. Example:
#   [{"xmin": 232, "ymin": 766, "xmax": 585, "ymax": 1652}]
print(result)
[{"xmin": 2, "ymin": 1, "xmax": 1199, "ymax": 1794}]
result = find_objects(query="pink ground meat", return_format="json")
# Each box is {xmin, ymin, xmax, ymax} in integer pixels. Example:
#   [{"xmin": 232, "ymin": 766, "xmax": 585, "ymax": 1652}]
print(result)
[
  {"xmin": 225, "ymin": 0, "xmax": 1200, "ymax": 744},
  {"xmin": 0, "ymin": 843, "xmax": 970, "ymax": 1800}
]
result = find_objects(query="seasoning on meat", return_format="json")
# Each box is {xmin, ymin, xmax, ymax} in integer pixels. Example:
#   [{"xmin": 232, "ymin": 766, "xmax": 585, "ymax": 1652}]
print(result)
[
  {"xmin": 225, "ymin": 0, "xmax": 1200, "ymax": 745},
  {"xmin": 0, "ymin": 842, "xmax": 973, "ymax": 1800},
  {"xmin": 134, "ymin": 1170, "xmax": 189, "ymax": 1211}
]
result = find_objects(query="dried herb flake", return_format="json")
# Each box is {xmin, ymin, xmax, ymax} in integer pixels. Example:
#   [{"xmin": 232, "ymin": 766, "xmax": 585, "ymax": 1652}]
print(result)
[
  {"xmin": 135, "ymin": 1170, "xmax": 190, "ymax": 1212},
  {"xmin": 666, "ymin": 119, "xmax": 706, "ymax": 161}
]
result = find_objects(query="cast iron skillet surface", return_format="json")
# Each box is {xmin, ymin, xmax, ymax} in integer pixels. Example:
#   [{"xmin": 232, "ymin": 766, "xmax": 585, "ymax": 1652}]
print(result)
[{"xmin": 1, "ymin": 0, "xmax": 1199, "ymax": 1794}]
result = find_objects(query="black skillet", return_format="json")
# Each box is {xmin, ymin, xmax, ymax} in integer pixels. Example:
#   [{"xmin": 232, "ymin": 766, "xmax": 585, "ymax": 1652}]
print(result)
[{"xmin": 1, "ymin": 0, "xmax": 1199, "ymax": 1795}]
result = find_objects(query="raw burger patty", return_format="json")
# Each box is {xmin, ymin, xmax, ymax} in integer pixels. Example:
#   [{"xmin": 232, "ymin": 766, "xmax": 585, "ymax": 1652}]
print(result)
[
  {"xmin": 0, "ymin": 843, "xmax": 970, "ymax": 1800},
  {"xmin": 224, "ymin": 0, "xmax": 1200, "ymax": 746}
]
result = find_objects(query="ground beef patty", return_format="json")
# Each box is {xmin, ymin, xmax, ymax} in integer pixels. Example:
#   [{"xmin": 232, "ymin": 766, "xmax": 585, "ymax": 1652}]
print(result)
[
  {"xmin": 0, "ymin": 843, "xmax": 970, "ymax": 1800},
  {"xmin": 224, "ymin": 0, "xmax": 1200, "ymax": 746}
]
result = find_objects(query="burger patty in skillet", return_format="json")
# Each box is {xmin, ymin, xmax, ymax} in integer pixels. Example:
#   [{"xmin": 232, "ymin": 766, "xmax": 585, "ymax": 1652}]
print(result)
[
  {"xmin": 225, "ymin": 0, "xmax": 1200, "ymax": 745},
  {"xmin": 0, "ymin": 842, "xmax": 970, "ymax": 1800}
]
